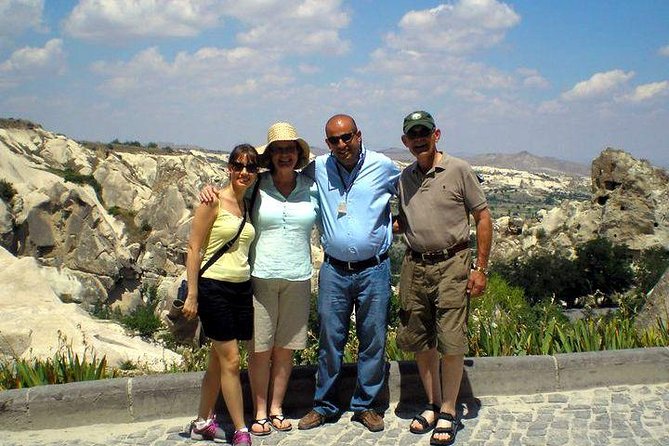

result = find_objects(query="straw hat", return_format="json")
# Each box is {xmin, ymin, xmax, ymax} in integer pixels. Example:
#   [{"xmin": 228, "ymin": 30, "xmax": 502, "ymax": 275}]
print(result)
[{"xmin": 257, "ymin": 122, "xmax": 311, "ymax": 169}]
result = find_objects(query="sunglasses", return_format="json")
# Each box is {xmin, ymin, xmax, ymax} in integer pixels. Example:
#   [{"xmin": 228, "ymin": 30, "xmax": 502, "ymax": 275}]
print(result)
[
  {"xmin": 326, "ymin": 132, "xmax": 356, "ymax": 145},
  {"xmin": 406, "ymin": 127, "xmax": 434, "ymax": 139},
  {"xmin": 270, "ymin": 144, "xmax": 298, "ymax": 154},
  {"xmin": 229, "ymin": 161, "xmax": 259, "ymax": 173}
]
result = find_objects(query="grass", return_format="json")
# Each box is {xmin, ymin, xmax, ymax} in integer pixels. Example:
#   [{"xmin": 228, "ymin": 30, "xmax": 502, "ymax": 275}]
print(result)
[
  {"xmin": 467, "ymin": 274, "xmax": 669, "ymax": 357},
  {"xmin": 0, "ymin": 337, "xmax": 117, "ymax": 390},
  {"xmin": 5, "ymin": 274, "xmax": 666, "ymax": 388}
]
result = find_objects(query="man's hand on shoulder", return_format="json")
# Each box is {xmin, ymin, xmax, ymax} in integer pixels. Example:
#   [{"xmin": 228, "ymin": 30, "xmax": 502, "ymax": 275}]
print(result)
[{"xmin": 199, "ymin": 185, "xmax": 219, "ymax": 204}]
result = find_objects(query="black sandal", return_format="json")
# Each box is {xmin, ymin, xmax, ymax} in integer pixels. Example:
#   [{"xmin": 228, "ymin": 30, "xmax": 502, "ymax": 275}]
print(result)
[
  {"xmin": 269, "ymin": 414, "xmax": 293, "ymax": 432},
  {"xmin": 410, "ymin": 403, "xmax": 440, "ymax": 434},
  {"xmin": 250, "ymin": 418, "xmax": 272, "ymax": 436},
  {"xmin": 429, "ymin": 412, "xmax": 461, "ymax": 446}
]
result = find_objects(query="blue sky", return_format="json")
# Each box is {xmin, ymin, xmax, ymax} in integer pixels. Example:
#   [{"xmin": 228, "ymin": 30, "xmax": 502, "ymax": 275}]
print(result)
[{"xmin": 1, "ymin": 0, "xmax": 668, "ymax": 166}]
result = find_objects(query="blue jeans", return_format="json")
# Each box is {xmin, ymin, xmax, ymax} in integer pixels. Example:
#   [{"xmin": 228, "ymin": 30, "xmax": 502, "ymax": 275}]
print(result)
[{"xmin": 313, "ymin": 258, "xmax": 391, "ymax": 416}]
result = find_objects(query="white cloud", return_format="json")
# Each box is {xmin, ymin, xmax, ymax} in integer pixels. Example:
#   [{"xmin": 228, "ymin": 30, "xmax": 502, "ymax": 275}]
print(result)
[
  {"xmin": 0, "ymin": 0, "xmax": 44, "ymax": 39},
  {"xmin": 0, "ymin": 38, "xmax": 65, "ymax": 85},
  {"xmin": 298, "ymin": 63, "xmax": 321, "ymax": 74},
  {"xmin": 623, "ymin": 81, "xmax": 669, "ymax": 102},
  {"xmin": 63, "ymin": 0, "xmax": 351, "ymax": 55},
  {"xmin": 385, "ymin": 0, "xmax": 520, "ymax": 55},
  {"xmin": 91, "ymin": 46, "xmax": 285, "ymax": 99},
  {"xmin": 561, "ymin": 69, "xmax": 634, "ymax": 101},
  {"xmin": 228, "ymin": 0, "xmax": 351, "ymax": 55},
  {"xmin": 517, "ymin": 68, "xmax": 549, "ymax": 88},
  {"xmin": 659, "ymin": 45, "xmax": 669, "ymax": 57},
  {"xmin": 63, "ymin": 0, "xmax": 223, "ymax": 40}
]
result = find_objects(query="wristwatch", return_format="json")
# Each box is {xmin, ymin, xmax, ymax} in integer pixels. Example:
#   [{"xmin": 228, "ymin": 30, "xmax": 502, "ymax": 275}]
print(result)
[{"xmin": 471, "ymin": 264, "xmax": 489, "ymax": 276}]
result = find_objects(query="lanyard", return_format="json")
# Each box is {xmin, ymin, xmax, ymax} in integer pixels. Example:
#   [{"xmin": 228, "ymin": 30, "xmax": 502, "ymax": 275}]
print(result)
[{"xmin": 333, "ymin": 147, "xmax": 366, "ymax": 196}]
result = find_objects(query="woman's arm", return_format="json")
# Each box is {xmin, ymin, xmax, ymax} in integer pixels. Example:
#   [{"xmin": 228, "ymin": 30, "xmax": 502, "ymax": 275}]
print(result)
[{"xmin": 182, "ymin": 197, "xmax": 219, "ymax": 320}]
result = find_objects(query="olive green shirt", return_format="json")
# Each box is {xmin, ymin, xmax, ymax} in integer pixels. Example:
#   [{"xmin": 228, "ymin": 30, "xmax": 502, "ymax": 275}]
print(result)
[{"xmin": 397, "ymin": 153, "xmax": 487, "ymax": 252}]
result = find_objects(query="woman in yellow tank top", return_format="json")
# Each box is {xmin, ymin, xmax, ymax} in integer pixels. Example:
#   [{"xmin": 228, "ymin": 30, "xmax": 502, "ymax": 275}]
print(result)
[{"xmin": 182, "ymin": 143, "xmax": 258, "ymax": 446}]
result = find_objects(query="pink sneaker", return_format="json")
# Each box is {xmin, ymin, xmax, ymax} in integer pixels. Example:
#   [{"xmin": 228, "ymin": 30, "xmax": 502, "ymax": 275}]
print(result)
[
  {"xmin": 189, "ymin": 418, "xmax": 226, "ymax": 441},
  {"xmin": 232, "ymin": 430, "xmax": 252, "ymax": 446}
]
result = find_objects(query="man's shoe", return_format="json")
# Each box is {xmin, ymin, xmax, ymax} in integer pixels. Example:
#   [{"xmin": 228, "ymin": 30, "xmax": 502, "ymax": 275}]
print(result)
[
  {"xmin": 352, "ymin": 409, "xmax": 384, "ymax": 432},
  {"xmin": 298, "ymin": 409, "xmax": 326, "ymax": 430}
]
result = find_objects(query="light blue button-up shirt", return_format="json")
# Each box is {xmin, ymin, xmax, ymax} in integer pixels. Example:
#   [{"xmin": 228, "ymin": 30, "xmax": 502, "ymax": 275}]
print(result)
[
  {"xmin": 250, "ymin": 172, "xmax": 318, "ymax": 281},
  {"xmin": 309, "ymin": 145, "xmax": 400, "ymax": 262}
]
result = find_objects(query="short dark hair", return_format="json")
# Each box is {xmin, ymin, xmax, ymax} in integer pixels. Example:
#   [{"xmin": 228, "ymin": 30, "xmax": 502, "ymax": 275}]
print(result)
[{"xmin": 229, "ymin": 143, "xmax": 258, "ymax": 165}]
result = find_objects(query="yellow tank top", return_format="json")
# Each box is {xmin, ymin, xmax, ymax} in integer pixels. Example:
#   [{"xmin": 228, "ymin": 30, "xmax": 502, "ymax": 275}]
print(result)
[{"xmin": 200, "ymin": 205, "xmax": 256, "ymax": 283}]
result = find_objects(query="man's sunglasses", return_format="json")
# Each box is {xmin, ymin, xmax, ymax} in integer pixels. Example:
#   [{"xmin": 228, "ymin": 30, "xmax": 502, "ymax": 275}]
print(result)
[
  {"xmin": 405, "ymin": 127, "xmax": 434, "ymax": 139},
  {"xmin": 229, "ymin": 161, "xmax": 259, "ymax": 173},
  {"xmin": 326, "ymin": 132, "xmax": 356, "ymax": 145}
]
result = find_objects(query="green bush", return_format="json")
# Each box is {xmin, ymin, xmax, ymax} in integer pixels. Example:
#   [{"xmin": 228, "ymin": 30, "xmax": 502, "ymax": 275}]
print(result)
[
  {"xmin": 50, "ymin": 168, "xmax": 103, "ymax": 202},
  {"xmin": 635, "ymin": 247, "xmax": 669, "ymax": 294},
  {"xmin": 121, "ymin": 285, "xmax": 162, "ymax": 337},
  {"xmin": 575, "ymin": 237, "xmax": 634, "ymax": 298},
  {"xmin": 92, "ymin": 285, "xmax": 162, "ymax": 338},
  {"xmin": 0, "ymin": 179, "xmax": 17, "ymax": 203},
  {"xmin": 493, "ymin": 237, "xmax": 636, "ymax": 307},
  {"xmin": 493, "ymin": 253, "xmax": 581, "ymax": 305}
]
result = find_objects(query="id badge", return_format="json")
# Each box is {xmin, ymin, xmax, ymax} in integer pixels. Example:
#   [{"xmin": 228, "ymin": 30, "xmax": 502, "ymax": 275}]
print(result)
[{"xmin": 337, "ymin": 201, "xmax": 347, "ymax": 215}]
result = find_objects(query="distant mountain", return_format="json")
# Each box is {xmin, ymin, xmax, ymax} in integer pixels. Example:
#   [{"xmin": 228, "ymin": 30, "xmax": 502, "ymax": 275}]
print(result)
[
  {"xmin": 458, "ymin": 150, "xmax": 590, "ymax": 177},
  {"xmin": 312, "ymin": 146, "xmax": 588, "ymax": 176}
]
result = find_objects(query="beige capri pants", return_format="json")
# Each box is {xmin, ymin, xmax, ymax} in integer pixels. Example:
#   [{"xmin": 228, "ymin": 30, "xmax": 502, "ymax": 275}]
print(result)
[{"xmin": 249, "ymin": 277, "xmax": 311, "ymax": 352}]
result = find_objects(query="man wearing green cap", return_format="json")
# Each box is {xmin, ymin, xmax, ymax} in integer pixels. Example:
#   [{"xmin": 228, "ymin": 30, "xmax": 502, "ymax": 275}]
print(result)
[{"xmin": 393, "ymin": 111, "xmax": 492, "ymax": 445}]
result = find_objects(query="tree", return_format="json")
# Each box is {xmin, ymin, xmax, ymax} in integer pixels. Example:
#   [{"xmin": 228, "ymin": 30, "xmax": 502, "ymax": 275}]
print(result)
[{"xmin": 575, "ymin": 237, "xmax": 634, "ymax": 297}]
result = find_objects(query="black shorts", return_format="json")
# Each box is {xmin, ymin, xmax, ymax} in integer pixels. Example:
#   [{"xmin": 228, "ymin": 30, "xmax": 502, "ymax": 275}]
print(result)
[{"xmin": 197, "ymin": 278, "xmax": 253, "ymax": 342}]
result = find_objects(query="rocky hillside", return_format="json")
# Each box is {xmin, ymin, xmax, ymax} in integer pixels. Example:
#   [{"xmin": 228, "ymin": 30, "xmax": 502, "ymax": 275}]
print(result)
[
  {"xmin": 493, "ymin": 148, "xmax": 669, "ymax": 261},
  {"xmin": 463, "ymin": 150, "xmax": 590, "ymax": 176},
  {"xmin": 0, "ymin": 119, "xmax": 230, "ymax": 367},
  {"xmin": 1, "ymin": 119, "xmax": 667, "ymax": 366}
]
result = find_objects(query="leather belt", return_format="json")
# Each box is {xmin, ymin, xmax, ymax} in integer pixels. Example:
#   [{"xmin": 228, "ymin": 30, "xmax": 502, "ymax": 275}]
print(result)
[
  {"xmin": 324, "ymin": 251, "xmax": 389, "ymax": 272},
  {"xmin": 408, "ymin": 242, "xmax": 469, "ymax": 264}
]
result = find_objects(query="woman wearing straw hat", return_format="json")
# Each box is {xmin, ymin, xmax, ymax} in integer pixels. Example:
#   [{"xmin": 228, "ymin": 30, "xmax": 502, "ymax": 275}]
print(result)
[{"xmin": 247, "ymin": 122, "xmax": 316, "ymax": 435}]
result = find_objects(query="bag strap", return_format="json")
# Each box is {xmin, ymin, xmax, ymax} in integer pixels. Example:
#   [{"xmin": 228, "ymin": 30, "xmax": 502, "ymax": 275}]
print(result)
[{"xmin": 198, "ymin": 180, "xmax": 261, "ymax": 277}]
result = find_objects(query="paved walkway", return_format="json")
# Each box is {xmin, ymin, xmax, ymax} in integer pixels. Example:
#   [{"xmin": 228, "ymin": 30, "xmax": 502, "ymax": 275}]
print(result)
[{"xmin": 3, "ymin": 383, "xmax": 668, "ymax": 445}]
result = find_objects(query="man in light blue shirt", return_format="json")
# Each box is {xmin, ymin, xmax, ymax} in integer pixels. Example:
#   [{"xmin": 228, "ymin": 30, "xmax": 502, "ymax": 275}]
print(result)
[{"xmin": 298, "ymin": 114, "xmax": 400, "ymax": 432}]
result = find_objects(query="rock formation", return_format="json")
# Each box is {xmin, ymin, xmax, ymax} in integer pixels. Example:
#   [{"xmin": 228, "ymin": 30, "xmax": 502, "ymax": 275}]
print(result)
[
  {"xmin": 0, "ymin": 246, "xmax": 181, "ymax": 370},
  {"xmin": 492, "ymin": 148, "xmax": 669, "ymax": 261}
]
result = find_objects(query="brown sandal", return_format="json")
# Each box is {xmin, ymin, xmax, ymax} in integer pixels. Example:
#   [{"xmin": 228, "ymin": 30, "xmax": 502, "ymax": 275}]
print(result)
[
  {"xmin": 250, "ymin": 418, "xmax": 271, "ymax": 436},
  {"xmin": 269, "ymin": 414, "xmax": 293, "ymax": 432}
]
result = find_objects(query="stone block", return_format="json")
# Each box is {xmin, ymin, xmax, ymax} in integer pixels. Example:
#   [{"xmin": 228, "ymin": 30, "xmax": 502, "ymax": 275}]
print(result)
[
  {"xmin": 460, "ymin": 355, "xmax": 558, "ymax": 397},
  {"xmin": 0, "ymin": 388, "xmax": 29, "ymax": 430},
  {"xmin": 27, "ymin": 377, "xmax": 131, "ymax": 428},
  {"xmin": 555, "ymin": 347, "xmax": 669, "ymax": 390},
  {"xmin": 130, "ymin": 371, "xmax": 202, "ymax": 421}
]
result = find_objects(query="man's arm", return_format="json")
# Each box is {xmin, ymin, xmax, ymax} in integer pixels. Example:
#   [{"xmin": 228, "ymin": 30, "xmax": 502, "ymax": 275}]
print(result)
[{"xmin": 467, "ymin": 207, "xmax": 493, "ymax": 297}]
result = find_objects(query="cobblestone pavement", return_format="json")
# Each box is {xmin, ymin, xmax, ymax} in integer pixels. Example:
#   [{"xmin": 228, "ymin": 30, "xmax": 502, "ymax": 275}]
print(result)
[{"xmin": 4, "ymin": 383, "xmax": 668, "ymax": 446}]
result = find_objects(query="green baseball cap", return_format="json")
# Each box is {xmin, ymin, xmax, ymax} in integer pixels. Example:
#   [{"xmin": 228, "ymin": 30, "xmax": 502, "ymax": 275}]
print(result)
[{"xmin": 403, "ymin": 110, "xmax": 435, "ymax": 134}]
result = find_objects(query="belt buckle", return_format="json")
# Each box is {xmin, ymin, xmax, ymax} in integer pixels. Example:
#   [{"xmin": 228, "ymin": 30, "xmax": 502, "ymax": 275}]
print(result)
[
  {"xmin": 346, "ymin": 261, "xmax": 354, "ymax": 271},
  {"xmin": 420, "ymin": 252, "xmax": 430, "ymax": 262}
]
